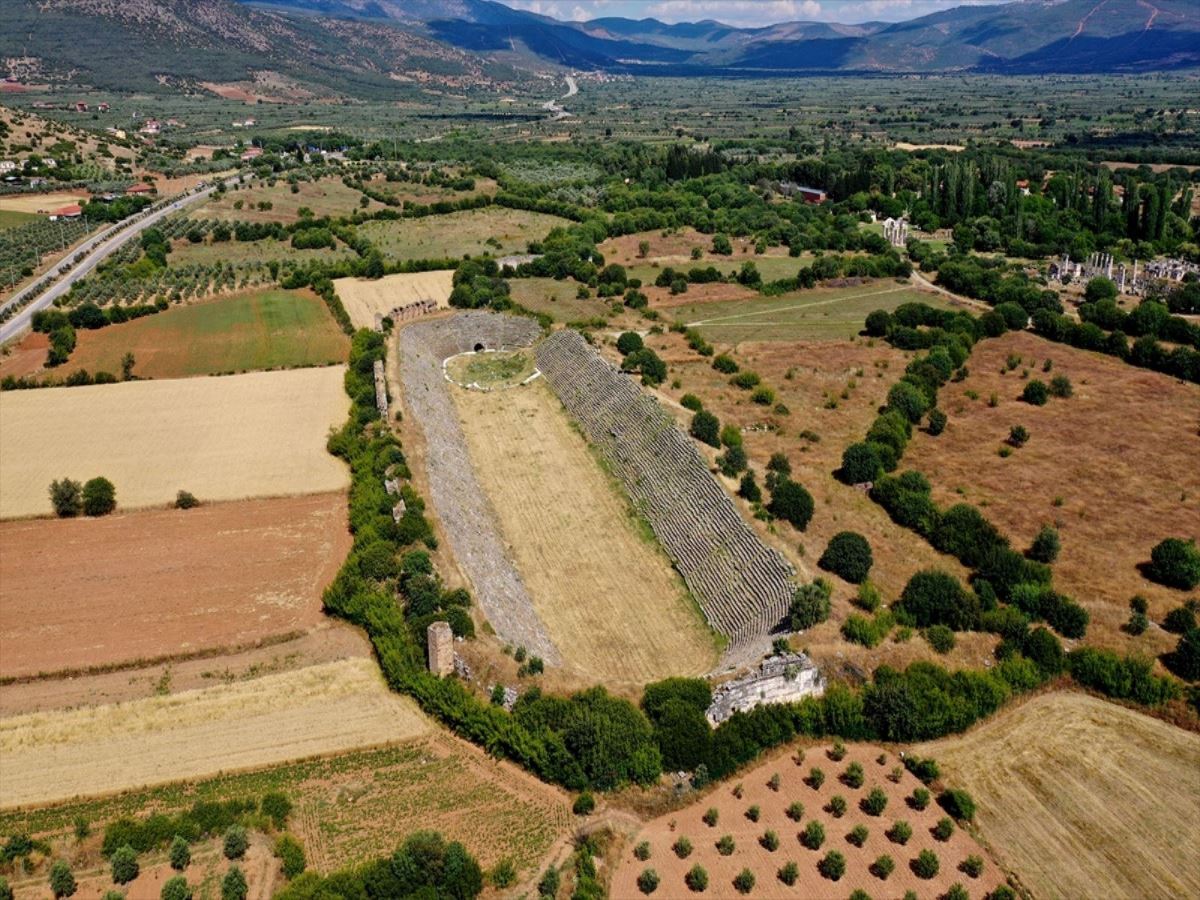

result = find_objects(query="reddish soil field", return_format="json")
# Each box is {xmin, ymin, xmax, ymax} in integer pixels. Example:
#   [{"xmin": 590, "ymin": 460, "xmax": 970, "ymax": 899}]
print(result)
[
  {"xmin": 0, "ymin": 492, "xmax": 351, "ymax": 678},
  {"xmin": 612, "ymin": 741, "xmax": 1007, "ymax": 899},
  {"xmin": 615, "ymin": 331, "xmax": 984, "ymax": 676},
  {"xmin": 0, "ymin": 331, "xmax": 48, "ymax": 380},
  {"xmin": 904, "ymin": 331, "xmax": 1200, "ymax": 659}
]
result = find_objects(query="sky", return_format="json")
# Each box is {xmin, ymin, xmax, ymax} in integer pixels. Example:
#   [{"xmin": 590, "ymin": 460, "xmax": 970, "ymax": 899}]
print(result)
[{"xmin": 502, "ymin": 0, "xmax": 1010, "ymax": 28}]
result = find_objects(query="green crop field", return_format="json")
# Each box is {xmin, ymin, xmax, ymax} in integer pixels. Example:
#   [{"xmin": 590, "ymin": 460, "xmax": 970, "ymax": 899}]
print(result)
[
  {"xmin": 672, "ymin": 280, "xmax": 959, "ymax": 342},
  {"xmin": 0, "ymin": 209, "xmax": 39, "ymax": 230},
  {"xmin": 67, "ymin": 289, "xmax": 350, "ymax": 378},
  {"xmin": 360, "ymin": 206, "xmax": 569, "ymax": 263}
]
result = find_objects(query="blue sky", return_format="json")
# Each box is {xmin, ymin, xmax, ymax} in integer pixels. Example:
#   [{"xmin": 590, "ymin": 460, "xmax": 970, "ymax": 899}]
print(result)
[{"xmin": 503, "ymin": 1, "xmax": 1007, "ymax": 28}]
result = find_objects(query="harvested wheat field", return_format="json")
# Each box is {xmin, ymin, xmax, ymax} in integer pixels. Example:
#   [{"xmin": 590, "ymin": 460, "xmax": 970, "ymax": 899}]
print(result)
[
  {"xmin": 612, "ymin": 741, "xmax": 1006, "ymax": 900},
  {"xmin": 452, "ymin": 378, "xmax": 719, "ymax": 683},
  {"xmin": 0, "ymin": 191, "xmax": 89, "ymax": 214},
  {"xmin": 0, "ymin": 367, "xmax": 349, "ymax": 518},
  {"xmin": 334, "ymin": 270, "xmax": 454, "ymax": 329},
  {"xmin": 0, "ymin": 493, "xmax": 351, "ymax": 679},
  {"xmin": 916, "ymin": 692, "xmax": 1200, "ymax": 900},
  {"xmin": 905, "ymin": 330, "xmax": 1200, "ymax": 658},
  {"xmin": 0, "ymin": 658, "xmax": 432, "ymax": 809}
]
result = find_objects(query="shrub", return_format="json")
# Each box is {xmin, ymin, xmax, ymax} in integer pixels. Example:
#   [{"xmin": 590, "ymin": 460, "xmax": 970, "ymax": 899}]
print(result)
[
  {"xmin": 1007, "ymin": 425, "xmax": 1029, "ymax": 448},
  {"xmin": 989, "ymin": 887, "xmax": 1017, "ymax": 900},
  {"xmin": 50, "ymin": 861, "xmax": 77, "ymax": 899},
  {"xmin": 730, "ymin": 371, "xmax": 761, "ymax": 389},
  {"xmin": 933, "ymin": 817, "xmax": 955, "ymax": 841},
  {"xmin": 945, "ymin": 884, "xmax": 970, "ymax": 900},
  {"xmin": 829, "ymin": 741, "xmax": 846, "ymax": 762},
  {"xmin": 1150, "ymin": 539, "xmax": 1200, "ymax": 590},
  {"xmin": 223, "ymin": 826, "xmax": 247, "ymax": 860},
  {"xmin": 903, "ymin": 756, "xmax": 940, "ymax": 783},
  {"xmin": 161, "ymin": 875, "xmax": 191, "ymax": 900},
  {"xmin": 862, "ymin": 788, "xmax": 888, "ymax": 816},
  {"xmin": 573, "ymin": 792, "xmax": 596, "ymax": 815},
  {"xmin": 939, "ymin": 788, "xmax": 976, "ymax": 821},
  {"xmin": 745, "ymin": 804, "xmax": 761, "ymax": 822},
  {"xmin": 927, "ymin": 408, "xmax": 948, "ymax": 435},
  {"xmin": 913, "ymin": 849, "xmax": 940, "ymax": 879},
  {"xmin": 221, "ymin": 866, "xmax": 247, "ymax": 900},
  {"xmin": 1027, "ymin": 525, "xmax": 1061, "ymax": 564},
  {"xmin": 1049, "ymin": 374, "xmax": 1073, "ymax": 398},
  {"xmin": 760, "ymin": 830, "xmax": 780, "ymax": 851},
  {"xmin": 887, "ymin": 821, "xmax": 912, "ymax": 844},
  {"xmin": 702, "ymin": 808, "xmax": 719, "ymax": 827},
  {"xmin": 1021, "ymin": 380, "xmax": 1049, "ymax": 405},
  {"xmin": 634, "ymin": 841, "xmax": 651, "ymax": 861},
  {"xmin": 680, "ymin": 393, "xmax": 703, "ymax": 412},
  {"xmin": 169, "ymin": 836, "xmax": 190, "ymax": 871},
  {"xmin": 713, "ymin": 834, "xmax": 737, "ymax": 857},
  {"xmin": 828, "ymin": 795, "xmax": 847, "ymax": 817},
  {"xmin": 802, "ymin": 821, "xmax": 825, "ymax": 850},
  {"xmin": 924, "ymin": 624, "xmax": 956, "ymax": 653},
  {"xmin": 733, "ymin": 868, "xmax": 756, "ymax": 894},
  {"xmin": 637, "ymin": 868, "xmax": 660, "ymax": 895},
  {"xmin": 673, "ymin": 837, "xmax": 693, "ymax": 859},
  {"xmin": 0, "ymin": 876, "xmax": 10, "ymax": 900},
  {"xmin": 961, "ymin": 855, "xmax": 985, "ymax": 878},
  {"xmin": 617, "ymin": 332, "xmax": 644, "ymax": 356},
  {"xmin": 261, "ymin": 793, "xmax": 291, "ymax": 829},
  {"xmin": 1164, "ymin": 604, "xmax": 1198, "ymax": 634},
  {"xmin": 871, "ymin": 854, "xmax": 895, "ymax": 880},
  {"xmin": 83, "ymin": 477, "xmax": 117, "ymax": 516},
  {"xmin": 275, "ymin": 834, "xmax": 306, "ymax": 879},
  {"xmin": 712, "ymin": 354, "xmax": 739, "ymax": 374},
  {"xmin": 1126, "ymin": 611, "xmax": 1149, "ymax": 635},
  {"xmin": 887, "ymin": 381, "xmax": 929, "ymax": 423},
  {"xmin": 909, "ymin": 788, "xmax": 930, "ymax": 810},
  {"xmin": 897, "ymin": 570, "xmax": 978, "ymax": 630},
  {"xmin": 111, "ymin": 846, "xmax": 139, "ymax": 884},
  {"xmin": 769, "ymin": 479, "xmax": 814, "ymax": 530},
  {"xmin": 819, "ymin": 532, "xmax": 873, "ymax": 583},
  {"xmin": 848, "ymin": 825, "xmax": 869, "ymax": 847},
  {"xmin": 785, "ymin": 801, "xmax": 804, "ymax": 822},
  {"xmin": 842, "ymin": 761, "xmax": 865, "ymax": 789},
  {"xmin": 777, "ymin": 861, "xmax": 799, "ymax": 885},
  {"xmin": 685, "ymin": 864, "xmax": 708, "ymax": 892},
  {"xmin": 808, "ymin": 767, "xmax": 826, "ymax": 789},
  {"xmin": 1166, "ymin": 628, "xmax": 1200, "ymax": 681},
  {"xmin": 174, "ymin": 490, "xmax": 199, "ymax": 510},
  {"xmin": 718, "ymin": 445, "xmax": 748, "ymax": 477},
  {"xmin": 690, "ymin": 410, "xmax": 721, "ymax": 447},
  {"xmin": 841, "ymin": 442, "xmax": 883, "ymax": 484},
  {"xmin": 49, "ymin": 478, "xmax": 83, "ymax": 517},
  {"xmin": 817, "ymin": 850, "xmax": 845, "ymax": 881},
  {"xmin": 790, "ymin": 579, "xmax": 832, "ymax": 630},
  {"xmin": 856, "ymin": 581, "xmax": 883, "ymax": 612}
]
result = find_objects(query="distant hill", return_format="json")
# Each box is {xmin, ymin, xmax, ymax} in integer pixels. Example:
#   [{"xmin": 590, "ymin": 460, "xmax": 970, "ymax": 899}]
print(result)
[{"xmin": 3, "ymin": 0, "xmax": 1196, "ymax": 100}]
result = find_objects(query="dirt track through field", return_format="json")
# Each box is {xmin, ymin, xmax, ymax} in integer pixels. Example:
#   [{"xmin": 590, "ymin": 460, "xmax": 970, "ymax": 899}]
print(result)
[
  {"xmin": 0, "ymin": 493, "xmax": 352, "ymax": 679},
  {"xmin": 0, "ymin": 658, "xmax": 432, "ymax": 809},
  {"xmin": 334, "ymin": 270, "xmax": 454, "ymax": 329},
  {"xmin": 0, "ymin": 367, "xmax": 350, "ymax": 518},
  {"xmin": 453, "ymin": 380, "xmax": 717, "ymax": 683},
  {"xmin": 916, "ymin": 692, "xmax": 1200, "ymax": 900}
]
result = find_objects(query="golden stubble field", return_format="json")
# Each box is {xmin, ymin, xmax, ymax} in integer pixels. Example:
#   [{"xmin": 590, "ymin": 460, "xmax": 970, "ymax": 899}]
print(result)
[
  {"xmin": 334, "ymin": 270, "xmax": 454, "ymax": 329},
  {"xmin": 0, "ymin": 658, "xmax": 432, "ymax": 809},
  {"xmin": 916, "ymin": 692, "xmax": 1200, "ymax": 900},
  {"xmin": 0, "ymin": 367, "xmax": 350, "ymax": 518},
  {"xmin": 451, "ymin": 379, "xmax": 719, "ymax": 684}
]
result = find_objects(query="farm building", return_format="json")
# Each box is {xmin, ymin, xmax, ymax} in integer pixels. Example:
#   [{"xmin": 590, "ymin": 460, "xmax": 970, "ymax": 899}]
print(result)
[
  {"xmin": 49, "ymin": 203, "xmax": 82, "ymax": 219},
  {"xmin": 125, "ymin": 182, "xmax": 153, "ymax": 195}
]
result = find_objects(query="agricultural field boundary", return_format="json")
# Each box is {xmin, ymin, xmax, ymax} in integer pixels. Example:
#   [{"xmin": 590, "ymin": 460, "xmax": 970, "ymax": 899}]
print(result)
[{"xmin": 536, "ymin": 329, "xmax": 796, "ymax": 643}]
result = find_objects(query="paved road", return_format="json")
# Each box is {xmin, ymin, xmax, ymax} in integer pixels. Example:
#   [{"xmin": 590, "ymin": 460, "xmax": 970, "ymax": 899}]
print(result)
[{"xmin": 0, "ymin": 174, "xmax": 245, "ymax": 345}]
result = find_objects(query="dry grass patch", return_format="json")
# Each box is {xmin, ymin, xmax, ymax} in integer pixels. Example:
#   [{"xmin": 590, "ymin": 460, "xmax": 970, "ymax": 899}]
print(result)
[
  {"xmin": 0, "ymin": 191, "xmax": 89, "ymax": 214},
  {"xmin": 451, "ymin": 378, "xmax": 719, "ymax": 684},
  {"xmin": 334, "ymin": 270, "xmax": 454, "ymax": 329},
  {"xmin": 360, "ymin": 206, "xmax": 568, "ymax": 263},
  {"xmin": 916, "ymin": 692, "xmax": 1200, "ymax": 900},
  {"xmin": 613, "ymin": 741, "xmax": 1004, "ymax": 900},
  {"xmin": 196, "ymin": 177, "xmax": 382, "ymax": 223},
  {"xmin": 904, "ymin": 330, "xmax": 1200, "ymax": 658},
  {"xmin": 0, "ymin": 493, "xmax": 351, "ymax": 679},
  {"xmin": 0, "ymin": 367, "xmax": 350, "ymax": 518},
  {"xmin": 0, "ymin": 658, "xmax": 432, "ymax": 809}
]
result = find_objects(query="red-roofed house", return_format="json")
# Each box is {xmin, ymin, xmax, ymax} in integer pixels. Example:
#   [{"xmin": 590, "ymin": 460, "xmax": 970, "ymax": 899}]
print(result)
[
  {"xmin": 50, "ymin": 204, "xmax": 82, "ymax": 219},
  {"xmin": 125, "ymin": 183, "xmax": 153, "ymax": 195},
  {"xmin": 240, "ymin": 147, "xmax": 263, "ymax": 162}
]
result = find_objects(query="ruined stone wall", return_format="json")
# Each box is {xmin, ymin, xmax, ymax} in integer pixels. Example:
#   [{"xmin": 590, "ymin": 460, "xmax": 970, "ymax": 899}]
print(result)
[{"xmin": 535, "ymin": 329, "xmax": 795, "ymax": 644}]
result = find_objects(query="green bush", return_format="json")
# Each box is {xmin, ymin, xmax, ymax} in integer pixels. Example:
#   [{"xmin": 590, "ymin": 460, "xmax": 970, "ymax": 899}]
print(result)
[
  {"xmin": 933, "ymin": 817, "xmax": 955, "ymax": 840},
  {"xmin": 690, "ymin": 410, "xmax": 721, "ymax": 447},
  {"xmin": 1167, "ymin": 628, "xmax": 1200, "ymax": 681},
  {"xmin": 82, "ymin": 477, "xmax": 117, "ymax": 516},
  {"xmin": 769, "ymin": 479, "xmax": 814, "ymax": 530},
  {"xmin": 637, "ymin": 868, "xmax": 659, "ymax": 895},
  {"xmin": 896, "ymin": 570, "xmax": 978, "ymax": 630},
  {"xmin": 716, "ymin": 835, "xmax": 735, "ymax": 856},
  {"xmin": 819, "ymin": 531, "xmax": 874, "ymax": 583},
  {"xmin": 861, "ymin": 787, "xmax": 888, "ymax": 816},
  {"xmin": 573, "ymin": 792, "xmax": 596, "ymax": 815},
  {"xmin": 848, "ymin": 825, "xmax": 869, "ymax": 847},
  {"xmin": 617, "ymin": 332, "xmax": 644, "ymax": 356},
  {"xmin": 275, "ymin": 834, "xmax": 306, "ymax": 879},
  {"xmin": 712, "ymin": 354, "xmax": 739, "ymax": 374},
  {"xmin": 685, "ymin": 864, "xmax": 708, "ymax": 892},
  {"xmin": 870, "ymin": 854, "xmax": 895, "ymax": 880},
  {"xmin": 221, "ymin": 866, "xmax": 247, "ymax": 900},
  {"xmin": 887, "ymin": 821, "xmax": 912, "ymax": 845},
  {"xmin": 223, "ymin": 826, "xmax": 247, "ymax": 860},
  {"xmin": 161, "ymin": 875, "xmax": 191, "ymax": 900},
  {"xmin": 801, "ymin": 820, "xmax": 825, "ymax": 850},
  {"xmin": 169, "ymin": 836, "xmax": 190, "ymax": 871},
  {"xmin": 938, "ymin": 788, "xmax": 976, "ymax": 821},
  {"xmin": 50, "ymin": 861, "xmax": 77, "ymax": 899},
  {"xmin": 1164, "ymin": 604, "xmax": 1197, "ymax": 634},
  {"xmin": 49, "ymin": 478, "xmax": 83, "ymax": 517},
  {"xmin": 961, "ymin": 855, "xmax": 985, "ymax": 878},
  {"xmin": 1027, "ymin": 525, "xmax": 1061, "ymax": 564},
  {"xmin": 1021, "ymin": 380, "xmax": 1049, "ymax": 405},
  {"xmin": 1150, "ymin": 538, "xmax": 1200, "ymax": 590},
  {"xmin": 777, "ymin": 861, "xmax": 799, "ymax": 885},
  {"xmin": 927, "ymin": 408, "xmax": 948, "ymax": 435},
  {"xmin": 174, "ymin": 490, "xmax": 199, "ymax": 510},
  {"xmin": 828, "ymin": 795, "xmax": 847, "ymax": 817},
  {"xmin": 912, "ymin": 849, "xmax": 940, "ymax": 879},
  {"xmin": 924, "ymin": 624, "xmax": 956, "ymax": 653},
  {"xmin": 732, "ymin": 868, "xmax": 755, "ymax": 895},
  {"xmin": 840, "ymin": 442, "xmax": 883, "ymax": 484},
  {"xmin": 261, "ymin": 792, "xmax": 292, "ymax": 829},
  {"xmin": 111, "ymin": 846, "xmax": 139, "ymax": 885},
  {"xmin": 818, "ymin": 850, "xmax": 846, "ymax": 881},
  {"xmin": 680, "ymin": 393, "xmax": 703, "ymax": 411},
  {"xmin": 789, "ymin": 579, "xmax": 832, "ymax": 630},
  {"xmin": 491, "ymin": 859, "xmax": 516, "ymax": 889},
  {"xmin": 673, "ymin": 837, "xmax": 693, "ymax": 859}
]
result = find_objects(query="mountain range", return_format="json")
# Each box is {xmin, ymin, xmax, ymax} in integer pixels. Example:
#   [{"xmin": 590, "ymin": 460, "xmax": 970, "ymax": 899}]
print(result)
[{"xmin": 3, "ymin": 0, "xmax": 1198, "ymax": 98}]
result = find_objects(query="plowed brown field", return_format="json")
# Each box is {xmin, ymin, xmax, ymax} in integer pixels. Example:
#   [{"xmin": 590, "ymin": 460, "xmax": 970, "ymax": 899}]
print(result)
[
  {"xmin": 0, "ymin": 493, "xmax": 351, "ymax": 679},
  {"xmin": 612, "ymin": 741, "xmax": 1005, "ymax": 899}
]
